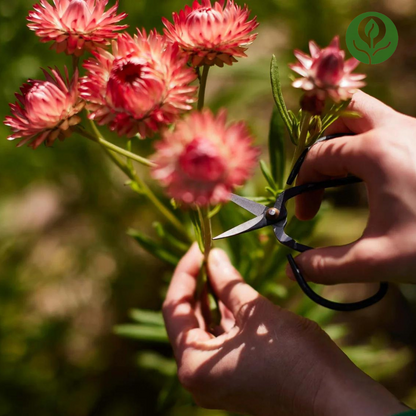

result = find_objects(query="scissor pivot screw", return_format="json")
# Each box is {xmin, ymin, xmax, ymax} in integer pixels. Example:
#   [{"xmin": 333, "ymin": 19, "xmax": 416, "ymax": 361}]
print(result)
[{"xmin": 265, "ymin": 208, "xmax": 280, "ymax": 221}]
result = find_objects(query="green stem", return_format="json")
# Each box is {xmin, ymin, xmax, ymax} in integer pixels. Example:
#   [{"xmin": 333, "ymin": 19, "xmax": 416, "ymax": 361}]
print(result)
[
  {"xmin": 197, "ymin": 65, "xmax": 210, "ymax": 111},
  {"xmin": 200, "ymin": 206, "xmax": 212, "ymax": 263},
  {"xmin": 76, "ymin": 127, "xmax": 155, "ymax": 167},
  {"xmin": 284, "ymin": 113, "xmax": 312, "ymax": 191},
  {"xmin": 77, "ymin": 125, "xmax": 190, "ymax": 242}
]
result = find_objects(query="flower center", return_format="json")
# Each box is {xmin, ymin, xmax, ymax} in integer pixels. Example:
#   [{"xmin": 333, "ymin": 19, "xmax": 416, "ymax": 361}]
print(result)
[
  {"xmin": 315, "ymin": 50, "xmax": 344, "ymax": 87},
  {"xmin": 179, "ymin": 137, "xmax": 226, "ymax": 182},
  {"xmin": 112, "ymin": 60, "xmax": 143, "ymax": 84}
]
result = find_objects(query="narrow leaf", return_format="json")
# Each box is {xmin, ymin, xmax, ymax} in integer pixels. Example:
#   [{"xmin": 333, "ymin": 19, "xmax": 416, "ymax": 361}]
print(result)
[
  {"xmin": 270, "ymin": 55, "xmax": 293, "ymax": 139},
  {"xmin": 208, "ymin": 204, "xmax": 222, "ymax": 219},
  {"xmin": 114, "ymin": 324, "xmax": 168, "ymax": 343},
  {"xmin": 129, "ymin": 309, "xmax": 165, "ymax": 326},
  {"xmin": 268, "ymin": 106, "xmax": 286, "ymax": 188},
  {"xmin": 189, "ymin": 210, "xmax": 204, "ymax": 253},
  {"xmin": 153, "ymin": 222, "xmax": 189, "ymax": 253},
  {"xmin": 127, "ymin": 229, "xmax": 180, "ymax": 266},
  {"xmin": 260, "ymin": 159, "xmax": 277, "ymax": 190}
]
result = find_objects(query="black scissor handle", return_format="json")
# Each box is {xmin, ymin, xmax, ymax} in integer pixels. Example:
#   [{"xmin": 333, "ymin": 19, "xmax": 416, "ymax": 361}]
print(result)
[
  {"xmin": 287, "ymin": 254, "xmax": 389, "ymax": 312},
  {"xmin": 286, "ymin": 133, "xmax": 354, "ymax": 186},
  {"xmin": 284, "ymin": 133, "xmax": 389, "ymax": 311}
]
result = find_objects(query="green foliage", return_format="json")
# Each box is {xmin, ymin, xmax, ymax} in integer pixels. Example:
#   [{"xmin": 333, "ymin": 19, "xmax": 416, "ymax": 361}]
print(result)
[
  {"xmin": 268, "ymin": 106, "xmax": 286, "ymax": 189},
  {"xmin": 127, "ymin": 228, "xmax": 181, "ymax": 266}
]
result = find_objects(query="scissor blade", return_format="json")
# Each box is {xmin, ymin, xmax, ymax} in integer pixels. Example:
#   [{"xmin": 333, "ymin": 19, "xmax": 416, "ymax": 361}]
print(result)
[
  {"xmin": 229, "ymin": 194, "xmax": 267, "ymax": 216},
  {"xmin": 213, "ymin": 215, "xmax": 268, "ymax": 240}
]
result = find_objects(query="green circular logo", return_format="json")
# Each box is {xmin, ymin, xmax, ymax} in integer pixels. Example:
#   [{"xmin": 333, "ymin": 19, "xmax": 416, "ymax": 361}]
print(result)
[{"xmin": 346, "ymin": 12, "xmax": 398, "ymax": 65}]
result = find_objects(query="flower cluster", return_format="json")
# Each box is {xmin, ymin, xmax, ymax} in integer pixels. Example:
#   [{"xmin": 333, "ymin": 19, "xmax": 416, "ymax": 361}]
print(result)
[
  {"xmin": 80, "ymin": 30, "xmax": 198, "ymax": 138},
  {"xmin": 27, "ymin": 0, "xmax": 128, "ymax": 56},
  {"xmin": 5, "ymin": 0, "xmax": 366, "ymax": 209},
  {"xmin": 151, "ymin": 109, "xmax": 258, "ymax": 206}
]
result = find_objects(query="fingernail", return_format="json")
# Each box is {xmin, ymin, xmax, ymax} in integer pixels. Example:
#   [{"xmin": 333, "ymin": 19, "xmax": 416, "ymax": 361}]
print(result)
[
  {"xmin": 209, "ymin": 249, "xmax": 229, "ymax": 267},
  {"xmin": 285, "ymin": 263, "xmax": 296, "ymax": 281}
]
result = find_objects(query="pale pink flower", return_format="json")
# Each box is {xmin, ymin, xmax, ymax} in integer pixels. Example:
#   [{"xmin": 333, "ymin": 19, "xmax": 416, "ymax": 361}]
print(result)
[
  {"xmin": 4, "ymin": 68, "xmax": 84, "ymax": 149},
  {"xmin": 289, "ymin": 36, "xmax": 366, "ymax": 102},
  {"xmin": 163, "ymin": 0, "xmax": 258, "ymax": 67},
  {"xmin": 151, "ymin": 109, "xmax": 258, "ymax": 206},
  {"xmin": 27, "ymin": 0, "xmax": 128, "ymax": 56},
  {"xmin": 80, "ymin": 30, "xmax": 198, "ymax": 138}
]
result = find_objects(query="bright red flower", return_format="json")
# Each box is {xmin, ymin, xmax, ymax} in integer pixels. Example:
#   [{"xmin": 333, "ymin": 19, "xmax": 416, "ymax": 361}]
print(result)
[
  {"xmin": 4, "ymin": 68, "xmax": 84, "ymax": 149},
  {"xmin": 163, "ymin": 0, "xmax": 258, "ymax": 67},
  {"xmin": 80, "ymin": 29, "xmax": 198, "ymax": 138},
  {"xmin": 27, "ymin": 0, "xmax": 128, "ymax": 56},
  {"xmin": 151, "ymin": 109, "xmax": 258, "ymax": 206},
  {"xmin": 289, "ymin": 36, "xmax": 366, "ymax": 102}
]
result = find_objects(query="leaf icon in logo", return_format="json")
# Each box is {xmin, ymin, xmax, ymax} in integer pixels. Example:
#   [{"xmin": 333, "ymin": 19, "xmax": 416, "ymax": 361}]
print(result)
[{"xmin": 365, "ymin": 18, "xmax": 380, "ymax": 41}]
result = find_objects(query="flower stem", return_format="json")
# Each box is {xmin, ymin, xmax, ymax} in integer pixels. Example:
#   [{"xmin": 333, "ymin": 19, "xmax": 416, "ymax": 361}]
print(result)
[
  {"xmin": 77, "ymin": 125, "xmax": 190, "ymax": 242},
  {"xmin": 285, "ymin": 112, "xmax": 312, "ymax": 191},
  {"xmin": 76, "ymin": 127, "xmax": 155, "ymax": 167},
  {"xmin": 197, "ymin": 65, "xmax": 210, "ymax": 111}
]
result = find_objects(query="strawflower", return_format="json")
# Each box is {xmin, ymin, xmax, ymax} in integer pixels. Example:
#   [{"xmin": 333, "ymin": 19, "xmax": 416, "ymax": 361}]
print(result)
[
  {"xmin": 289, "ymin": 36, "xmax": 366, "ymax": 102},
  {"xmin": 151, "ymin": 109, "xmax": 258, "ymax": 206},
  {"xmin": 27, "ymin": 0, "xmax": 128, "ymax": 56},
  {"xmin": 80, "ymin": 29, "xmax": 198, "ymax": 138},
  {"xmin": 4, "ymin": 67, "xmax": 84, "ymax": 149},
  {"xmin": 163, "ymin": 0, "xmax": 258, "ymax": 67}
]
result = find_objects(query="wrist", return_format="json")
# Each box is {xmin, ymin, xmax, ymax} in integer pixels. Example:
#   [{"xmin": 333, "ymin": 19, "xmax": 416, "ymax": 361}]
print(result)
[{"xmin": 318, "ymin": 361, "xmax": 408, "ymax": 416}]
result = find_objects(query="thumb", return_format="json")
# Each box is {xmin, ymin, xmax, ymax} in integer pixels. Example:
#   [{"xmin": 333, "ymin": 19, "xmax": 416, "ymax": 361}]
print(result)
[
  {"xmin": 286, "ymin": 240, "xmax": 385, "ymax": 285},
  {"xmin": 325, "ymin": 90, "xmax": 397, "ymax": 135},
  {"xmin": 208, "ymin": 248, "xmax": 259, "ymax": 317}
]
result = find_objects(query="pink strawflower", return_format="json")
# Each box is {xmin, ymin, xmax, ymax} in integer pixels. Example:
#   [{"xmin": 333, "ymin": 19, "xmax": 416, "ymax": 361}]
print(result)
[
  {"xmin": 163, "ymin": 0, "xmax": 258, "ymax": 67},
  {"xmin": 151, "ymin": 109, "xmax": 258, "ymax": 206},
  {"xmin": 80, "ymin": 29, "xmax": 198, "ymax": 138},
  {"xmin": 4, "ymin": 68, "xmax": 84, "ymax": 149},
  {"xmin": 289, "ymin": 36, "xmax": 366, "ymax": 102},
  {"xmin": 27, "ymin": 0, "xmax": 128, "ymax": 56}
]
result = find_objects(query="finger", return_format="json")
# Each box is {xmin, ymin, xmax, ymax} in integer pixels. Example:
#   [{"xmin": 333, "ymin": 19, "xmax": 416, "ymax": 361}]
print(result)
[
  {"xmin": 163, "ymin": 243, "xmax": 213, "ymax": 355},
  {"xmin": 208, "ymin": 248, "xmax": 260, "ymax": 318},
  {"xmin": 285, "ymin": 238, "xmax": 389, "ymax": 285},
  {"xmin": 295, "ymin": 133, "xmax": 368, "ymax": 220},
  {"xmin": 325, "ymin": 90, "xmax": 397, "ymax": 135}
]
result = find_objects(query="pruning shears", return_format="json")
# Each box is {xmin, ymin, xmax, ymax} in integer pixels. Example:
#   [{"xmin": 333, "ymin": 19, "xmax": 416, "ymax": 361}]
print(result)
[{"xmin": 213, "ymin": 134, "xmax": 388, "ymax": 312}]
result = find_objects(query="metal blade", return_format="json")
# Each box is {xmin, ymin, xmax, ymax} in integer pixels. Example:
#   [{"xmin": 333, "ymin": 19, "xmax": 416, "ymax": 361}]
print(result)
[
  {"xmin": 213, "ymin": 215, "xmax": 268, "ymax": 240},
  {"xmin": 229, "ymin": 194, "xmax": 267, "ymax": 216}
]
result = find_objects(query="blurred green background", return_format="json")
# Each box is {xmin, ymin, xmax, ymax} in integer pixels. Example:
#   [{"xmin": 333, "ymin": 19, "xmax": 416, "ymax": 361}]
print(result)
[{"xmin": 1, "ymin": 0, "xmax": 416, "ymax": 415}]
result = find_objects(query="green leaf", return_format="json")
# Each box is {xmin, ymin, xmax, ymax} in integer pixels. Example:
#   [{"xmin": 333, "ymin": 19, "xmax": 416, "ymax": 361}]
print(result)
[
  {"xmin": 208, "ymin": 204, "xmax": 222, "ymax": 219},
  {"xmin": 136, "ymin": 351, "xmax": 176, "ymax": 376},
  {"xmin": 127, "ymin": 229, "xmax": 180, "ymax": 266},
  {"xmin": 114, "ymin": 324, "xmax": 169, "ymax": 343},
  {"xmin": 153, "ymin": 222, "xmax": 189, "ymax": 253},
  {"xmin": 129, "ymin": 309, "xmax": 165, "ymax": 326},
  {"xmin": 189, "ymin": 210, "xmax": 204, "ymax": 253},
  {"xmin": 260, "ymin": 159, "xmax": 277, "ymax": 190},
  {"xmin": 365, "ymin": 18, "xmax": 379, "ymax": 40},
  {"xmin": 338, "ymin": 110, "xmax": 362, "ymax": 119},
  {"xmin": 270, "ymin": 55, "xmax": 293, "ymax": 140},
  {"xmin": 268, "ymin": 106, "xmax": 286, "ymax": 188}
]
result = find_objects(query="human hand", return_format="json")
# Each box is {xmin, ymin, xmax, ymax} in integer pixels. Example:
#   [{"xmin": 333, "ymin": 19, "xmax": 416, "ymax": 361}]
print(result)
[
  {"xmin": 289, "ymin": 91, "xmax": 416, "ymax": 285},
  {"xmin": 163, "ymin": 244, "xmax": 407, "ymax": 416}
]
